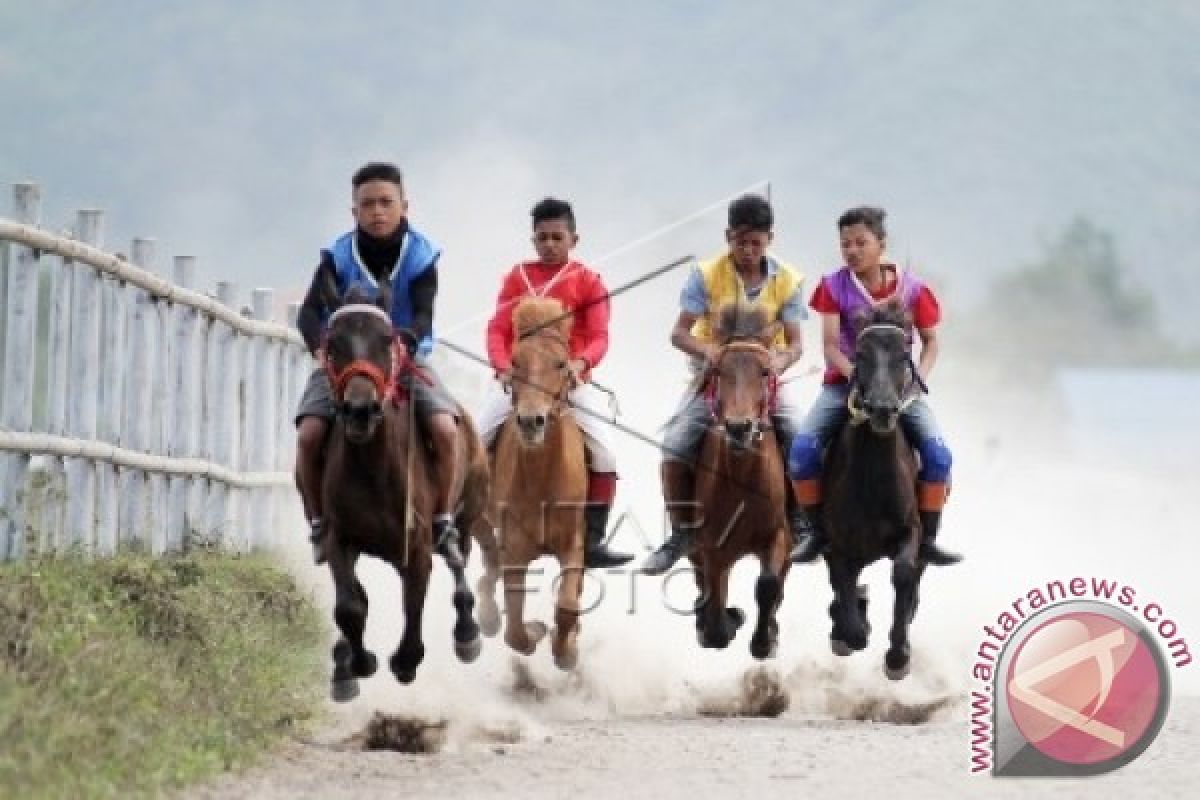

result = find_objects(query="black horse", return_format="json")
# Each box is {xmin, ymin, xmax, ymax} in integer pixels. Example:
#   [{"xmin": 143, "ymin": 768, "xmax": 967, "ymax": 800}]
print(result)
[{"xmin": 822, "ymin": 301, "xmax": 935, "ymax": 680}]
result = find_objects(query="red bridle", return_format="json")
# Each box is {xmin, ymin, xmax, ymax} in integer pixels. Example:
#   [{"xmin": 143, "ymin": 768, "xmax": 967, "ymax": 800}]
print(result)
[
  {"xmin": 703, "ymin": 341, "xmax": 779, "ymax": 425},
  {"xmin": 324, "ymin": 335, "xmax": 430, "ymax": 408}
]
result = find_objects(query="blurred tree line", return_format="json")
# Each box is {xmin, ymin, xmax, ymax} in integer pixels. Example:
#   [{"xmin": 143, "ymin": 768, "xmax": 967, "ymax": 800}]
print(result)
[{"xmin": 953, "ymin": 217, "xmax": 1199, "ymax": 381}]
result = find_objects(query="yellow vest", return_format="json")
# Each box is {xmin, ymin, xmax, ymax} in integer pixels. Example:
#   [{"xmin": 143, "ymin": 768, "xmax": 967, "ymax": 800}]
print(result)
[{"xmin": 689, "ymin": 253, "xmax": 804, "ymax": 348}]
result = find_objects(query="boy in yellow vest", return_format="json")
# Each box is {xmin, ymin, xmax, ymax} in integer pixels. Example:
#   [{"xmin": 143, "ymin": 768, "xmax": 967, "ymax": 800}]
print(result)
[{"xmin": 642, "ymin": 194, "xmax": 809, "ymax": 574}]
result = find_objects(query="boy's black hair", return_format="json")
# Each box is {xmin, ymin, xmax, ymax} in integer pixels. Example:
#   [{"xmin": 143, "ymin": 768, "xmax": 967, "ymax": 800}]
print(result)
[
  {"xmin": 352, "ymin": 162, "xmax": 404, "ymax": 191},
  {"xmin": 727, "ymin": 194, "xmax": 773, "ymax": 232},
  {"xmin": 531, "ymin": 196, "xmax": 576, "ymax": 232},
  {"xmin": 838, "ymin": 206, "xmax": 887, "ymax": 240}
]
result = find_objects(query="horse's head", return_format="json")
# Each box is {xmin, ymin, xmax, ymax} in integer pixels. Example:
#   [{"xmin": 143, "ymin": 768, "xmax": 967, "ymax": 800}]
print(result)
[
  {"xmin": 324, "ymin": 293, "xmax": 400, "ymax": 444},
  {"xmin": 849, "ymin": 301, "xmax": 923, "ymax": 435},
  {"xmin": 709, "ymin": 301, "xmax": 779, "ymax": 452},
  {"xmin": 509, "ymin": 297, "xmax": 573, "ymax": 448}
]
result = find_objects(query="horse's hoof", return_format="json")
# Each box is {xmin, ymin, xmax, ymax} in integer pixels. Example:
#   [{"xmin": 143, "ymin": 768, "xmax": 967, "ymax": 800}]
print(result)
[
  {"xmin": 353, "ymin": 651, "xmax": 378, "ymax": 679},
  {"xmin": 884, "ymin": 663, "xmax": 911, "ymax": 681},
  {"xmin": 394, "ymin": 669, "xmax": 417, "ymax": 685},
  {"xmin": 455, "ymin": 635, "xmax": 483, "ymax": 664},
  {"xmin": 525, "ymin": 620, "xmax": 549, "ymax": 645},
  {"xmin": 750, "ymin": 634, "xmax": 778, "ymax": 661},
  {"xmin": 831, "ymin": 638, "xmax": 853, "ymax": 657},
  {"xmin": 330, "ymin": 678, "xmax": 360, "ymax": 703},
  {"xmin": 726, "ymin": 607, "xmax": 746, "ymax": 630},
  {"xmin": 478, "ymin": 598, "xmax": 501, "ymax": 638},
  {"xmin": 553, "ymin": 648, "xmax": 579, "ymax": 672}
]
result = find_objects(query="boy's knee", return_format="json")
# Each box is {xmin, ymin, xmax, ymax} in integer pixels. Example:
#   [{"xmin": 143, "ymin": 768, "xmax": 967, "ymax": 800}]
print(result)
[
  {"xmin": 916, "ymin": 438, "xmax": 952, "ymax": 482},
  {"xmin": 297, "ymin": 417, "xmax": 329, "ymax": 455},
  {"xmin": 787, "ymin": 433, "xmax": 823, "ymax": 480}
]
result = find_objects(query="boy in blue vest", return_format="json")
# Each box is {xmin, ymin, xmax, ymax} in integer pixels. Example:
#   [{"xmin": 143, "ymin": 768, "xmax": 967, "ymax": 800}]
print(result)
[{"xmin": 294, "ymin": 162, "xmax": 463, "ymax": 566}]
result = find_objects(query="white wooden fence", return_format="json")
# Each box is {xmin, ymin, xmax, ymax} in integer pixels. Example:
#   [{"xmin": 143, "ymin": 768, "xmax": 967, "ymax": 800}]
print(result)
[{"xmin": 0, "ymin": 182, "xmax": 311, "ymax": 560}]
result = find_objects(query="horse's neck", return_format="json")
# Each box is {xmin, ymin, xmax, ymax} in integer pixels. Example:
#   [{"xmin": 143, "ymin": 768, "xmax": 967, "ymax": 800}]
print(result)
[
  {"xmin": 838, "ymin": 425, "xmax": 912, "ymax": 510},
  {"xmin": 708, "ymin": 430, "xmax": 782, "ymax": 484},
  {"xmin": 508, "ymin": 414, "xmax": 583, "ymax": 481}
]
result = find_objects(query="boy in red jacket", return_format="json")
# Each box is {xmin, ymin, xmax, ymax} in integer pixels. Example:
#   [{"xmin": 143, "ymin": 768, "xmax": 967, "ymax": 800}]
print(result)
[{"xmin": 482, "ymin": 197, "xmax": 632, "ymax": 569}]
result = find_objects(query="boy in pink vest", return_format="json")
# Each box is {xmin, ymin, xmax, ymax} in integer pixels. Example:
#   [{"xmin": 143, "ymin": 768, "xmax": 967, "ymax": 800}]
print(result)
[{"xmin": 788, "ymin": 206, "xmax": 961, "ymax": 566}]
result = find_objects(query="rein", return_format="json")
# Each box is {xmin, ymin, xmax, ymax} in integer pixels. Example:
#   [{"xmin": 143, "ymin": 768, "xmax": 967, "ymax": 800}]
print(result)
[{"xmin": 508, "ymin": 327, "xmax": 574, "ymax": 409}]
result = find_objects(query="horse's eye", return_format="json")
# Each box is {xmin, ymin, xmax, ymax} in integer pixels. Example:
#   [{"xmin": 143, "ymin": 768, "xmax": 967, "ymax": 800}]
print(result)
[
  {"xmin": 761, "ymin": 368, "xmax": 771, "ymax": 378},
  {"xmin": 555, "ymin": 360, "xmax": 567, "ymax": 370}
]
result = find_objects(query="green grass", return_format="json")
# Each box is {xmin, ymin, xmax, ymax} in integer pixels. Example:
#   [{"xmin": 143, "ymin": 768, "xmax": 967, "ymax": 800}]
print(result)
[{"xmin": 0, "ymin": 551, "xmax": 325, "ymax": 799}]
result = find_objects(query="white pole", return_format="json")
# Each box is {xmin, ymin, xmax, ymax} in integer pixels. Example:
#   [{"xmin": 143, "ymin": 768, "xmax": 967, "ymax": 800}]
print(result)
[
  {"xmin": 213, "ymin": 281, "xmax": 239, "ymax": 549},
  {"xmin": 95, "ymin": 265, "xmax": 127, "ymax": 556},
  {"xmin": 1, "ymin": 183, "xmax": 41, "ymax": 560},
  {"xmin": 2, "ymin": 182, "xmax": 41, "ymax": 432},
  {"xmin": 63, "ymin": 209, "xmax": 104, "ymax": 553},
  {"xmin": 166, "ymin": 256, "xmax": 198, "ymax": 552},
  {"xmin": 117, "ymin": 238, "xmax": 156, "ymax": 552},
  {"xmin": 250, "ymin": 288, "xmax": 276, "ymax": 551},
  {"xmin": 47, "ymin": 243, "xmax": 73, "ymax": 436}
]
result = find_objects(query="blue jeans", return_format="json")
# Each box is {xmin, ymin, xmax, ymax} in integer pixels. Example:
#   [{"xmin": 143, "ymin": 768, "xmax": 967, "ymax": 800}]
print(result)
[
  {"xmin": 787, "ymin": 384, "xmax": 951, "ymax": 482},
  {"xmin": 661, "ymin": 379, "xmax": 804, "ymax": 466}
]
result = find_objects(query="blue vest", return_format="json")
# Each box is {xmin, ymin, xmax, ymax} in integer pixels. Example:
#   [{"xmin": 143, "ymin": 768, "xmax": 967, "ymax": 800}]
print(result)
[{"xmin": 323, "ymin": 228, "xmax": 439, "ymax": 356}]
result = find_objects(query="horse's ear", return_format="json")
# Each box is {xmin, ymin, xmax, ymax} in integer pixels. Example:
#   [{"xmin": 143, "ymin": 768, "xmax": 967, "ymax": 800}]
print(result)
[
  {"xmin": 377, "ymin": 283, "xmax": 392, "ymax": 314},
  {"xmin": 343, "ymin": 286, "xmax": 371, "ymax": 306},
  {"xmin": 320, "ymin": 265, "xmax": 342, "ymax": 311},
  {"xmin": 760, "ymin": 321, "xmax": 782, "ymax": 346},
  {"xmin": 851, "ymin": 309, "xmax": 871, "ymax": 335}
]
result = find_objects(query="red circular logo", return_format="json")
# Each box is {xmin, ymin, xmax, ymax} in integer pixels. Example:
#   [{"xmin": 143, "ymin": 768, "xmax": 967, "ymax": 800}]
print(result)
[{"xmin": 1005, "ymin": 611, "xmax": 1163, "ymax": 765}]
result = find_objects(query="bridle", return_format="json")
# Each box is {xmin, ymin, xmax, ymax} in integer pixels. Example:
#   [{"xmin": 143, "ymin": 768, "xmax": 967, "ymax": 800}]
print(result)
[
  {"xmin": 507, "ymin": 327, "xmax": 574, "ymax": 411},
  {"xmin": 846, "ymin": 322, "xmax": 928, "ymax": 426},
  {"xmin": 703, "ymin": 339, "xmax": 779, "ymax": 440},
  {"xmin": 323, "ymin": 306, "xmax": 429, "ymax": 414}
]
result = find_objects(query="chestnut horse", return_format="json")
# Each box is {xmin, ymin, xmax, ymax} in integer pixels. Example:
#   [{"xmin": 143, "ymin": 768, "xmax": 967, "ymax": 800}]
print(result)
[
  {"xmin": 689, "ymin": 301, "xmax": 792, "ymax": 658},
  {"xmin": 320, "ymin": 301, "xmax": 490, "ymax": 700},
  {"xmin": 477, "ymin": 297, "xmax": 586, "ymax": 670},
  {"xmin": 822, "ymin": 301, "xmax": 929, "ymax": 680}
]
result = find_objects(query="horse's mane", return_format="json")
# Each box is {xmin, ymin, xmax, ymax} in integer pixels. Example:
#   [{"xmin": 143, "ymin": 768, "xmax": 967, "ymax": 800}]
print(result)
[
  {"xmin": 514, "ymin": 297, "xmax": 572, "ymax": 339},
  {"xmin": 714, "ymin": 300, "xmax": 771, "ymax": 342}
]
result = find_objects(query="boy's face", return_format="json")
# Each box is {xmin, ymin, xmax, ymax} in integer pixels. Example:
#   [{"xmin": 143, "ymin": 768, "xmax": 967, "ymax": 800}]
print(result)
[
  {"xmin": 726, "ymin": 226, "xmax": 773, "ymax": 272},
  {"xmin": 352, "ymin": 179, "xmax": 408, "ymax": 239},
  {"xmin": 532, "ymin": 217, "xmax": 578, "ymax": 265},
  {"xmin": 840, "ymin": 223, "xmax": 885, "ymax": 272}
]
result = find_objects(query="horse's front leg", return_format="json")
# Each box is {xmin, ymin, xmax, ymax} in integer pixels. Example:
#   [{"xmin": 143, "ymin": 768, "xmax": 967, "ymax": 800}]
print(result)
[
  {"xmin": 828, "ymin": 555, "xmax": 867, "ymax": 655},
  {"xmin": 551, "ymin": 528, "xmax": 585, "ymax": 671},
  {"xmin": 329, "ymin": 545, "xmax": 377, "ymax": 702},
  {"xmin": 473, "ymin": 513, "xmax": 503, "ymax": 637},
  {"xmin": 750, "ymin": 527, "xmax": 791, "ymax": 660},
  {"xmin": 502, "ymin": 535, "xmax": 548, "ymax": 656},
  {"xmin": 885, "ymin": 524, "xmax": 922, "ymax": 680},
  {"xmin": 391, "ymin": 540, "xmax": 430, "ymax": 685},
  {"xmin": 448, "ymin": 524, "xmax": 483, "ymax": 664},
  {"xmin": 698, "ymin": 553, "xmax": 742, "ymax": 649}
]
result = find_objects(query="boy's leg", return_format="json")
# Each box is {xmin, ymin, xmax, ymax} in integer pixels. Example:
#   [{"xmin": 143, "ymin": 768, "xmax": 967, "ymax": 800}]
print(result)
[
  {"xmin": 900, "ymin": 397, "xmax": 961, "ymax": 566},
  {"xmin": 788, "ymin": 384, "xmax": 851, "ymax": 563},
  {"xmin": 642, "ymin": 388, "xmax": 710, "ymax": 575},
  {"xmin": 567, "ymin": 383, "xmax": 633, "ymax": 568},
  {"xmin": 410, "ymin": 360, "xmax": 465, "ymax": 567},
  {"xmin": 476, "ymin": 382, "xmax": 513, "ymax": 451},
  {"xmin": 293, "ymin": 368, "xmax": 335, "ymax": 564}
]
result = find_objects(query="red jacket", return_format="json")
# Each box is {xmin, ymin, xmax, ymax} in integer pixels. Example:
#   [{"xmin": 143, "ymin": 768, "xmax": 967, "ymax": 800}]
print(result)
[{"xmin": 486, "ymin": 260, "xmax": 610, "ymax": 375}]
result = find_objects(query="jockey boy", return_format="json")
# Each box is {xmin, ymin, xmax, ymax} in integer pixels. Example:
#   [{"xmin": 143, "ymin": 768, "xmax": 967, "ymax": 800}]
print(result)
[
  {"xmin": 642, "ymin": 193, "xmax": 810, "ymax": 575},
  {"xmin": 479, "ymin": 197, "xmax": 634, "ymax": 569},
  {"xmin": 787, "ymin": 206, "xmax": 961, "ymax": 566},
  {"xmin": 294, "ymin": 162, "xmax": 465, "ymax": 567}
]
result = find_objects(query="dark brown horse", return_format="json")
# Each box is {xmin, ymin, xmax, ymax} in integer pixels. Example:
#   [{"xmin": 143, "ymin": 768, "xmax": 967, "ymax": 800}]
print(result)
[
  {"xmin": 320, "ymin": 301, "xmax": 490, "ymax": 701},
  {"xmin": 689, "ymin": 301, "xmax": 792, "ymax": 658},
  {"xmin": 822, "ymin": 301, "xmax": 928, "ymax": 680}
]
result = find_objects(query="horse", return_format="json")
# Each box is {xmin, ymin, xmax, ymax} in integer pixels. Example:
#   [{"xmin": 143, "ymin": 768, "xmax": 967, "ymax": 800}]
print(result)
[
  {"xmin": 319, "ymin": 300, "xmax": 490, "ymax": 701},
  {"xmin": 821, "ymin": 301, "xmax": 930, "ymax": 680},
  {"xmin": 688, "ymin": 301, "xmax": 792, "ymax": 658},
  {"xmin": 476, "ymin": 296, "xmax": 587, "ymax": 670}
]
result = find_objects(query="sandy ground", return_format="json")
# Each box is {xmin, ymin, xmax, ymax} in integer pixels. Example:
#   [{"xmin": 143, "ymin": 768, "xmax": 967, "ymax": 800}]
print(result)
[{"xmin": 188, "ymin": 412, "xmax": 1200, "ymax": 800}]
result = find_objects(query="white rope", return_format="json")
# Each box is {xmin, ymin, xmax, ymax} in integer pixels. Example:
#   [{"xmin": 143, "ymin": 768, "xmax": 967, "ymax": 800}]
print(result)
[{"xmin": 0, "ymin": 430, "xmax": 294, "ymax": 488}]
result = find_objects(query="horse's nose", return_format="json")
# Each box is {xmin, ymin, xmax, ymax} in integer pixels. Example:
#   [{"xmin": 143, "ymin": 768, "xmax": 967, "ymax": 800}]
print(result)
[
  {"xmin": 341, "ymin": 400, "xmax": 383, "ymax": 423},
  {"xmin": 725, "ymin": 419, "xmax": 753, "ymax": 441},
  {"xmin": 863, "ymin": 398, "xmax": 899, "ymax": 417},
  {"xmin": 516, "ymin": 413, "xmax": 547, "ymax": 434}
]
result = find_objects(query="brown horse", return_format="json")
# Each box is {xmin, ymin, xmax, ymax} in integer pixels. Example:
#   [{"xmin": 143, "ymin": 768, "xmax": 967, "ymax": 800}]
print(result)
[
  {"xmin": 477, "ymin": 297, "xmax": 586, "ymax": 670},
  {"xmin": 689, "ymin": 301, "xmax": 792, "ymax": 658},
  {"xmin": 320, "ymin": 301, "xmax": 490, "ymax": 701},
  {"xmin": 822, "ymin": 301, "xmax": 928, "ymax": 680}
]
